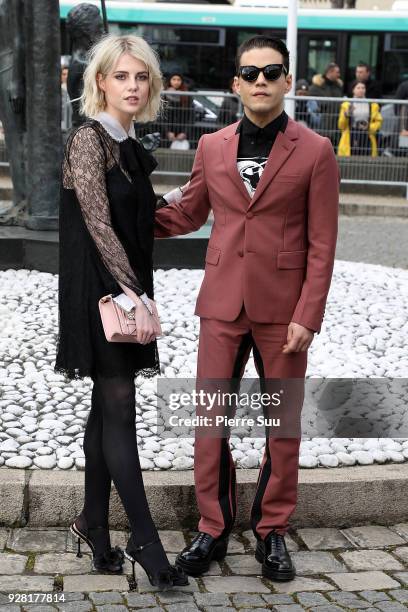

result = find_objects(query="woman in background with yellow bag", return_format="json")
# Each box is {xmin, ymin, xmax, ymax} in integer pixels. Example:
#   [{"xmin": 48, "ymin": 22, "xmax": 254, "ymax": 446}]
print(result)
[{"xmin": 338, "ymin": 81, "xmax": 382, "ymax": 157}]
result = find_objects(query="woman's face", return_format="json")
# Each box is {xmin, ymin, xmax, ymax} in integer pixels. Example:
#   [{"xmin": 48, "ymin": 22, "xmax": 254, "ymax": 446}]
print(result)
[
  {"xmin": 353, "ymin": 82, "xmax": 366, "ymax": 98},
  {"xmin": 97, "ymin": 52, "xmax": 150, "ymax": 120},
  {"xmin": 170, "ymin": 75, "xmax": 182, "ymax": 89}
]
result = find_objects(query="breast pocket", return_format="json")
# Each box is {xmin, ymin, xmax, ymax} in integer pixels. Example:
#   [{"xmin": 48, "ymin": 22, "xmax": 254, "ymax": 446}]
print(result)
[{"xmin": 273, "ymin": 174, "xmax": 301, "ymax": 184}]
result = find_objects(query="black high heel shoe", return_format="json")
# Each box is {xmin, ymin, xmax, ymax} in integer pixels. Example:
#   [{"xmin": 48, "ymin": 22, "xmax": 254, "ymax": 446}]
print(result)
[
  {"xmin": 70, "ymin": 512, "xmax": 125, "ymax": 574},
  {"xmin": 124, "ymin": 535, "xmax": 189, "ymax": 589}
]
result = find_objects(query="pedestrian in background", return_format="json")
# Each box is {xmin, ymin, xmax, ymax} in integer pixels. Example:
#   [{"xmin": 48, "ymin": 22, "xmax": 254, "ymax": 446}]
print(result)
[
  {"xmin": 294, "ymin": 79, "xmax": 320, "ymax": 129},
  {"xmin": 348, "ymin": 62, "xmax": 382, "ymax": 99},
  {"xmin": 61, "ymin": 63, "xmax": 72, "ymax": 132},
  {"xmin": 309, "ymin": 63, "xmax": 343, "ymax": 144},
  {"xmin": 395, "ymin": 79, "xmax": 408, "ymax": 144},
  {"xmin": 162, "ymin": 71, "xmax": 194, "ymax": 149},
  {"xmin": 338, "ymin": 81, "xmax": 382, "ymax": 156},
  {"xmin": 309, "ymin": 62, "xmax": 343, "ymax": 98}
]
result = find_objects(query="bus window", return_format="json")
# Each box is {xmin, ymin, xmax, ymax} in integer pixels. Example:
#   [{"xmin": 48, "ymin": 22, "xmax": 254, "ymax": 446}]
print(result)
[
  {"xmin": 384, "ymin": 33, "xmax": 408, "ymax": 96},
  {"xmin": 347, "ymin": 34, "xmax": 379, "ymax": 84},
  {"xmin": 306, "ymin": 37, "xmax": 337, "ymax": 82},
  {"xmin": 383, "ymin": 52, "xmax": 408, "ymax": 96}
]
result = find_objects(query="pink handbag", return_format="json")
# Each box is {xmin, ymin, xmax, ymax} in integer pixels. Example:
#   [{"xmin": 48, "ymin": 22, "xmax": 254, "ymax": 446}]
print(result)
[{"xmin": 98, "ymin": 294, "xmax": 162, "ymax": 343}]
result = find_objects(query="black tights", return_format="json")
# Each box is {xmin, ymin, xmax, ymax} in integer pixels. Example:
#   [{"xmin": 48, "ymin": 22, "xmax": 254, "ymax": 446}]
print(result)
[{"xmin": 82, "ymin": 374, "xmax": 168, "ymax": 569}]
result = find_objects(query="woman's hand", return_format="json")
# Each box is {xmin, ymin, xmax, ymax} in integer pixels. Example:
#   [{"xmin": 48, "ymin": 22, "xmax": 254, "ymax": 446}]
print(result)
[
  {"xmin": 148, "ymin": 299, "xmax": 162, "ymax": 337},
  {"xmin": 134, "ymin": 302, "xmax": 156, "ymax": 344},
  {"xmin": 118, "ymin": 283, "xmax": 156, "ymax": 344}
]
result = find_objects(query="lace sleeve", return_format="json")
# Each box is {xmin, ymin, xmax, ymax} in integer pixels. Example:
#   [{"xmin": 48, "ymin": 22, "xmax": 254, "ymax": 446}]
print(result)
[{"xmin": 67, "ymin": 126, "xmax": 145, "ymax": 296}]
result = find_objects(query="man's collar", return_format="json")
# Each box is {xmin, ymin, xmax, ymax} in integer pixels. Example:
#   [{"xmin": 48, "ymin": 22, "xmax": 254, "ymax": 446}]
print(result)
[{"xmin": 235, "ymin": 110, "xmax": 288, "ymax": 137}]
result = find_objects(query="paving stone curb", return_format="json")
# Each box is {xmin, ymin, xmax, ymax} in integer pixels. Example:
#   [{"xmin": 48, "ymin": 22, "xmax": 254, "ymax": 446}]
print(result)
[{"xmin": 1, "ymin": 465, "xmax": 408, "ymax": 530}]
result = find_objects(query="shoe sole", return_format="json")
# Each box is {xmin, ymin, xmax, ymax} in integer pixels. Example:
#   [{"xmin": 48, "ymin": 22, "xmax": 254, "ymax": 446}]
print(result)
[
  {"xmin": 255, "ymin": 540, "xmax": 296, "ymax": 582},
  {"xmin": 175, "ymin": 538, "xmax": 228, "ymax": 577}
]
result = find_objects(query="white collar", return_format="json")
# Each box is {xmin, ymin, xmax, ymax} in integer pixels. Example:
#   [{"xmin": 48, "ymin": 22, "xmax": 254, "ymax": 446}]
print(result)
[{"xmin": 93, "ymin": 111, "xmax": 136, "ymax": 142}]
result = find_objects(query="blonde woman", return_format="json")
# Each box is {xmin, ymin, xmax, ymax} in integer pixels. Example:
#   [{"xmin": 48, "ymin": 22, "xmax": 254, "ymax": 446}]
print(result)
[
  {"xmin": 55, "ymin": 34, "xmax": 188, "ymax": 588},
  {"xmin": 338, "ymin": 81, "xmax": 382, "ymax": 157}
]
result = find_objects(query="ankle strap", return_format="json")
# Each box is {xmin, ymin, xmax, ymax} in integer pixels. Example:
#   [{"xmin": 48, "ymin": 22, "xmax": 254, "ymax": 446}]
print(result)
[{"xmin": 131, "ymin": 537, "xmax": 160, "ymax": 552}]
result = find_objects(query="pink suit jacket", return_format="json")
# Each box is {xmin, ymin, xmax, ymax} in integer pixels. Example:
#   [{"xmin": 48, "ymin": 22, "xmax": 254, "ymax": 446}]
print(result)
[{"xmin": 154, "ymin": 116, "xmax": 340, "ymax": 333}]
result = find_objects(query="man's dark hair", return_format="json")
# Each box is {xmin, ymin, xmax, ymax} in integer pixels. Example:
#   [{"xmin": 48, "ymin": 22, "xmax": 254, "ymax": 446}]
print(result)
[
  {"xmin": 323, "ymin": 62, "xmax": 339, "ymax": 76},
  {"xmin": 356, "ymin": 61, "xmax": 371, "ymax": 72},
  {"xmin": 235, "ymin": 35, "xmax": 290, "ymax": 75}
]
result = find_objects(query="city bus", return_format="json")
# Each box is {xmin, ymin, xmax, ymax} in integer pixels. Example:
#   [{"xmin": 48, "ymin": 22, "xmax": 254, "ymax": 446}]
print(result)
[{"xmin": 59, "ymin": 1, "xmax": 408, "ymax": 96}]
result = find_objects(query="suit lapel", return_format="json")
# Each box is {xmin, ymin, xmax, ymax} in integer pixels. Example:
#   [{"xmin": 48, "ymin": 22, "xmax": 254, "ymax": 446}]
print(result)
[
  {"xmin": 248, "ymin": 118, "xmax": 299, "ymax": 209},
  {"xmin": 222, "ymin": 125, "xmax": 251, "ymax": 205}
]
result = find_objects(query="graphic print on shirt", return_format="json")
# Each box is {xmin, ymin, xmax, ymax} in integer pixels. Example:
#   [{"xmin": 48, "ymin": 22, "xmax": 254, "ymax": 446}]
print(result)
[{"xmin": 237, "ymin": 155, "xmax": 268, "ymax": 198}]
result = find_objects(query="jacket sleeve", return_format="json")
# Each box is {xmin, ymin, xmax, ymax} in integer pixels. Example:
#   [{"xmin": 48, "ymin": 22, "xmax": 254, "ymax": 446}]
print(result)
[
  {"xmin": 154, "ymin": 135, "xmax": 211, "ymax": 237},
  {"xmin": 338, "ymin": 102, "xmax": 349, "ymax": 131},
  {"xmin": 67, "ymin": 126, "xmax": 145, "ymax": 296},
  {"xmin": 369, "ymin": 103, "xmax": 383, "ymax": 134},
  {"xmin": 290, "ymin": 137, "xmax": 340, "ymax": 333}
]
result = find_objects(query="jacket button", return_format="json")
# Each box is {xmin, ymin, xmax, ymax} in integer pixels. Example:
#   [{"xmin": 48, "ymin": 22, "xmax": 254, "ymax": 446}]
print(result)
[
  {"xmin": 246, "ymin": 211, "xmax": 254, "ymax": 219},
  {"xmin": 238, "ymin": 250, "xmax": 243, "ymax": 257}
]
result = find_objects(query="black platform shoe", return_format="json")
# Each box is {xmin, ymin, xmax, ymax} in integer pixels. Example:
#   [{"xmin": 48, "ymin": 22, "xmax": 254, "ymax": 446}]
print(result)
[
  {"xmin": 70, "ymin": 512, "xmax": 124, "ymax": 574},
  {"xmin": 255, "ymin": 530, "xmax": 295, "ymax": 581},
  {"xmin": 175, "ymin": 532, "xmax": 229, "ymax": 576},
  {"xmin": 124, "ymin": 534, "xmax": 189, "ymax": 590}
]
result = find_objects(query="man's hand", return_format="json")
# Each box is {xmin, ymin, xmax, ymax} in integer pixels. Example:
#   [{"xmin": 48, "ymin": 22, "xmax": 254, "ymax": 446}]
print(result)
[
  {"xmin": 162, "ymin": 181, "xmax": 191, "ymax": 206},
  {"xmin": 282, "ymin": 322, "xmax": 314, "ymax": 353}
]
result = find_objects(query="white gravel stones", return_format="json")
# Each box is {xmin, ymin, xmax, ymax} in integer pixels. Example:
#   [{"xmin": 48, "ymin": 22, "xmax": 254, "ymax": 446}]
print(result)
[
  {"xmin": 57, "ymin": 456, "xmax": 74, "ymax": 469},
  {"xmin": 0, "ymin": 262, "xmax": 407, "ymax": 470},
  {"xmin": 33, "ymin": 455, "xmax": 57, "ymax": 469},
  {"xmin": 317, "ymin": 454, "xmax": 339, "ymax": 468},
  {"xmin": 299, "ymin": 455, "xmax": 319, "ymax": 468},
  {"xmin": 5, "ymin": 456, "xmax": 32, "ymax": 468},
  {"xmin": 349, "ymin": 451, "xmax": 374, "ymax": 465}
]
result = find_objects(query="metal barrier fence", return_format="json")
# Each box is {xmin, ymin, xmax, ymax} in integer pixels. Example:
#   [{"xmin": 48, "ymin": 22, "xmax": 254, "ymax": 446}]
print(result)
[
  {"xmin": 140, "ymin": 92, "xmax": 408, "ymax": 198},
  {"xmin": 288, "ymin": 95, "xmax": 408, "ymax": 196},
  {"xmin": 136, "ymin": 90, "xmax": 244, "ymax": 151},
  {"xmin": 1, "ymin": 92, "xmax": 408, "ymax": 195}
]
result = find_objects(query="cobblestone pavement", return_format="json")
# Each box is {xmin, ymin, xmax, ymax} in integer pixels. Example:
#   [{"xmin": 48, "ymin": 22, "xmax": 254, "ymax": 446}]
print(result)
[
  {"xmin": 337, "ymin": 217, "xmax": 408, "ymax": 270},
  {"xmin": 1, "ymin": 524, "xmax": 408, "ymax": 610}
]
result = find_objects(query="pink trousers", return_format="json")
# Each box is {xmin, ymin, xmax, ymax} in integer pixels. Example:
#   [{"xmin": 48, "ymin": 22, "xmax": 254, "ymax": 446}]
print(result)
[{"xmin": 194, "ymin": 305, "xmax": 307, "ymax": 540}]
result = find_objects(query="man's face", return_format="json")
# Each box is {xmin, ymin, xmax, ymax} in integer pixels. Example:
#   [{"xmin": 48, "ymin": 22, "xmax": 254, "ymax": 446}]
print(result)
[
  {"xmin": 234, "ymin": 47, "xmax": 291, "ymax": 118},
  {"xmin": 356, "ymin": 66, "xmax": 370, "ymax": 82},
  {"xmin": 327, "ymin": 65, "xmax": 341, "ymax": 82}
]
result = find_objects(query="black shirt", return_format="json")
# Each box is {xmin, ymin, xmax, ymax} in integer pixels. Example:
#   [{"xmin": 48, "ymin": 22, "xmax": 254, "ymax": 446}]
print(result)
[{"xmin": 236, "ymin": 110, "xmax": 288, "ymax": 197}]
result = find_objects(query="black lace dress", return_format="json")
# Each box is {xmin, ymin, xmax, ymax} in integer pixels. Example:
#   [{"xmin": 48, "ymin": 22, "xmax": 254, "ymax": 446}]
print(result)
[{"xmin": 55, "ymin": 119, "xmax": 165, "ymax": 380}]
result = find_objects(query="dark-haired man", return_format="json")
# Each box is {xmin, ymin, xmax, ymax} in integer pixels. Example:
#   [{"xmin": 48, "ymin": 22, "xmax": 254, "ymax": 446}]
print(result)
[
  {"xmin": 309, "ymin": 62, "xmax": 343, "ymax": 99},
  {"xmin": 155, "ymin": 35, "xmax": 339, "ymax": 581},
  {"xmin": 309, "ymin": 62, "xmax": 343, "ymax": 141},
  {"xmin": 348, "ymin": 62, "xmax": 382, "ymax": 99}
]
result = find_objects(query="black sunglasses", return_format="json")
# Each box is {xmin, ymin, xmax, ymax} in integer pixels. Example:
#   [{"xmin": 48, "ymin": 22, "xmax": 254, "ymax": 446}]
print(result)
[{"xmin": 238, "ymin": 64, "xmax": 288, "ymax": 82}]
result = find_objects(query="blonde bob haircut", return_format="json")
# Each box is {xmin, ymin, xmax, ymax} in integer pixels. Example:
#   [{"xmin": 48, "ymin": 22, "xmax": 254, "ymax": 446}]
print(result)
[{"xmin": 81, "ymin": 34, "xmax": 163, "ymax": 122}]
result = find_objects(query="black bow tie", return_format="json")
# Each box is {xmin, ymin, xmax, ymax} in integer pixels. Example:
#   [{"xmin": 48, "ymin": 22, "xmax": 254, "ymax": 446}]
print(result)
[{"xmin": 119, "ymin": 137, "xmax": 158, "ymax": 177}]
